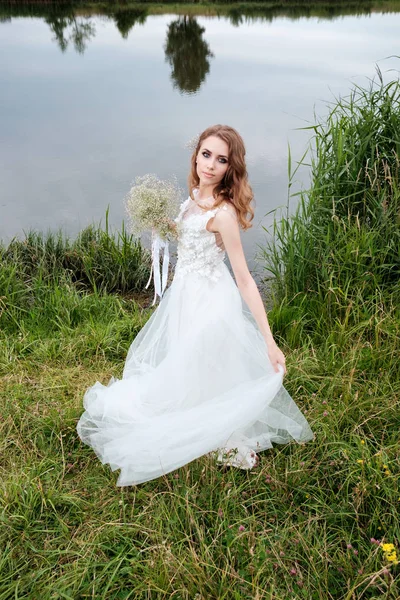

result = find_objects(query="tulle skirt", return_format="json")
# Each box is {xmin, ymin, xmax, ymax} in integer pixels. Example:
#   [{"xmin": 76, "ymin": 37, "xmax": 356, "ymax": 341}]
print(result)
[{"xmin": 76, "ymin": 264, "xmax": 313, "ymax": 485}]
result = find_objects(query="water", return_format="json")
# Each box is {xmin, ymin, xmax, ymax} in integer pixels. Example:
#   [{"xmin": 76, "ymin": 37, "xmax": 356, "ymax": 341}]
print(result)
[{"xmin": 1, "ymin": 3, "xmax": 400, "ymax": 277}]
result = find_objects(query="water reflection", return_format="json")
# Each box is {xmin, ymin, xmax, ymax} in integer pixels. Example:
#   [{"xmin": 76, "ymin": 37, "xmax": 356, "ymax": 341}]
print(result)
[
  {"xmin": 45, "ymin": 14, "xmax": 95, "ymax": 54},
  {"xmin": 43, "ymin": 6, "xmax": 149, "ymax": 52},
  {"xmin": 44, "ymin": 7, "xmax": 215, "ymax": 94},
  {"xmin": 2, "ymin": 2, "xmax": 400, "ymax": 274},
  {"xmin": 164, "ymin": 16, "xmax": 214, "ymax": 94},
  {"xmin": 0, "ymin": 1, "xmax": 386, "ymax": 24},
  {"xmin": 1, "ymin": 2, "xmax": 399, "ymax": 66},
  {"xmin": 226, "ymin": 2, "xmax": 373, "ymax": 26},
  {"xmin": 111, "ymin": 8, "xmax": 148, "ymax": 39}
]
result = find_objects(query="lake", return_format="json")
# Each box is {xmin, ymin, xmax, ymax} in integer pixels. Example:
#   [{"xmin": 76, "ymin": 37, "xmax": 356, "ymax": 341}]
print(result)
[{"xmin": 1, "ymin": 2, "xmax": 400, "ymax": 278}]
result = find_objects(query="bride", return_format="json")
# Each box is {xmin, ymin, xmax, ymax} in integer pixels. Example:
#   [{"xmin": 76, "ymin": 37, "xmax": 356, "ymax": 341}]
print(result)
[{"xmin": 76, "ymin": 124, "xmax": 314, "ymax": 486}]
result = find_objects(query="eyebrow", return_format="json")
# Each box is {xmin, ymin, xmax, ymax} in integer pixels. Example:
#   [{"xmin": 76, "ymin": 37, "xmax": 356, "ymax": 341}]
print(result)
[{"xmin": 203, "ymin": 147, "xmax": 228, "ymax": 159}]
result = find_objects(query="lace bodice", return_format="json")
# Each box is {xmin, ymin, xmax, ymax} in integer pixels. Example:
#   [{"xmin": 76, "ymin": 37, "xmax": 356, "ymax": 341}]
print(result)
[{"xmin": 173, "ymin": 189, "xmax": 229, "ymax": 282}]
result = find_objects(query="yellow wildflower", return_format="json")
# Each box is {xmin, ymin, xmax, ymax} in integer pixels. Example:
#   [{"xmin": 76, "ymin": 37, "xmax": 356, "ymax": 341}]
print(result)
[
  {"xmin": 357, "ymin": 459, "xmax": 364, "ymax": 464},
  {"xmin": 380, "ymin": 542, "xmax": 398, "ymax": 565}
]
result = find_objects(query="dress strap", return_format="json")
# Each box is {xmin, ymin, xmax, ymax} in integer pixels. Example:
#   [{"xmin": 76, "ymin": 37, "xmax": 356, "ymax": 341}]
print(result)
[
  {"xmin": 201, "ymin": 204, "xmax": 229, "ymax": 230},
  {"xmin": 208, "ymin": 204, "xmax": 229, "ymax": 216},
  {"xmin": 205, "ymin": 204, "xmax": 229, "ymax": 219}
]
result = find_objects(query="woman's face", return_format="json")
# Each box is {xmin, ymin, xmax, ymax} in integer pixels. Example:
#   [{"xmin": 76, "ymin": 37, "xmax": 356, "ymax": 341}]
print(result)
[{"xmin": 196, "ymin": 135, "xmax": 229, "ymax": 187}]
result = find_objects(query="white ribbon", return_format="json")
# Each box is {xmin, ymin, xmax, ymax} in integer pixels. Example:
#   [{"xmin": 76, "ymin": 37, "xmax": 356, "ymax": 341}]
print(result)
[{"xmin": 145, "ymin": 230, "xmax": 170, "ymax": 306}]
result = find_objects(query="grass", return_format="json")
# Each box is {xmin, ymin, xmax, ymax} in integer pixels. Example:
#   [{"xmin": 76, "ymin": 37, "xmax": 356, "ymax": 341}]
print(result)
[
  {"xmin": 1, "ymin": 343, "xmax": 399, "ymax": 598},
  {"xmin": 1, "ymin": 67, "xmax": 399, "ymax": 598},
  {"xmin": 259, "ymin": 65, "xmax": 400, "ymax": 343}
]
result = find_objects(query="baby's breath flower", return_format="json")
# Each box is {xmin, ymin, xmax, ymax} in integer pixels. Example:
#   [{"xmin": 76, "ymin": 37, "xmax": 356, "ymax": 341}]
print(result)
[
  {"xmin": 184, "ymin": 133, "xmax": 200, "ymax": 151},
  {"xmin": 124, "ymin": 173, "xmax": 182, "ymax": 241}
]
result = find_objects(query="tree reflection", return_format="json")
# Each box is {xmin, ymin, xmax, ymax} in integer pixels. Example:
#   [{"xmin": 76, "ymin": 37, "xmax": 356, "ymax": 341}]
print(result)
[
  {"xmin": 164, "ymin": 16, "xmax": 214, "ymax": 95},
  {"xmin": 45, "ymin": 15, "xmax": 95, "ymax": 54},
  {"xmin": 111, "ymin": 8, "xmax": 148, "ymax": 39}
]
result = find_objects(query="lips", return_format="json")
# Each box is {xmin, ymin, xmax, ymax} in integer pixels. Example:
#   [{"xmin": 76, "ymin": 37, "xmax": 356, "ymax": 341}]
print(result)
[{"xmin": 203, "ymin": 172, "xmax": 214, "ymax": 178}]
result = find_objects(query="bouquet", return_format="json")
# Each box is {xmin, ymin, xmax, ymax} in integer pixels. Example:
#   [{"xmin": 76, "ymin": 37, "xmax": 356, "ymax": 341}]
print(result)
[{"xmin": 124, "ymin": 174, "xmax": 183, "ymax": 305}]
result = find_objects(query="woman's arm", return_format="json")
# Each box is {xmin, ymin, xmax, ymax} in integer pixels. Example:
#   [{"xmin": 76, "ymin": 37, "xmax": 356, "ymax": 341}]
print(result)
[{"xmin": 212, "ymin": 208, "xmax": 286, "ymax": 374}]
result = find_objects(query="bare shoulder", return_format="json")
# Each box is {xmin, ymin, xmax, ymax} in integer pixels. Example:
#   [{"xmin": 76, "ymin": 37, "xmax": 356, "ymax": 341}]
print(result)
[
  {"xmin": 222, "ymin": 201, "xmax": 239, "ymax": 218},
  {"xmin": 208, "ymin": 202, "xmax": 238, "ymax": 231}
]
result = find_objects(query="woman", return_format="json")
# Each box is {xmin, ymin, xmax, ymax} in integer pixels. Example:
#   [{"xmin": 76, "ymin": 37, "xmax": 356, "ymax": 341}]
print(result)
[{"xmin": 76, "ymin": 124, "xmax": 313, "ymax": 486}]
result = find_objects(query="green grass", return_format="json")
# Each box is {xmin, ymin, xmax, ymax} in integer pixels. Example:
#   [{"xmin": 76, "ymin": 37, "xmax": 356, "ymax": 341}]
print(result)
[
  {"xmin": 259, "ymin": 65, "xmax": 400, "ymax": 343},
  {"xmin": 1, "ymin": 339, "xmax": 399, "ymax": 598},
  {"xmin": 1, "ymin": 68, "xmax": 399, "ymax": 598}
]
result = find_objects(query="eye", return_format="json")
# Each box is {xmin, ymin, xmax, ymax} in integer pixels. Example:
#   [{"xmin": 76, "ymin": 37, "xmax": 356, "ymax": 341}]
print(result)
[
  {"xmin": 202, "ymin": 151, "xmax": 210, "ymax": 158},
  {"xmin": 219, "ymin": 158, "xmax": 228, "ymax": 164}
]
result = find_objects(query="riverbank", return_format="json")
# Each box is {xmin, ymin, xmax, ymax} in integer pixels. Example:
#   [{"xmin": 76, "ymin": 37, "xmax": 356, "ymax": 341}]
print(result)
[
  {"xmin": 3, "ymin": 0, "xmax": 400, "ymax": 22},
  {"xmin": 1, "ymin": 69, "xmax": 399, "ymax": 598}
]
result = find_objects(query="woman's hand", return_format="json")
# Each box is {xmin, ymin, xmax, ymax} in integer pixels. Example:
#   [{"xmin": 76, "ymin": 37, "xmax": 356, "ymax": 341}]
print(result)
[
  {"xmin": 166, "ymin": 217, "xmax": 177, "ymax": 232},
  {"xmin": 161, "ymin": 217, "xmax": 178, "ymax": 238},
  {"xmin": 151, "ymin": 218, "xmax": 178, "ymax": 240},
  {"xmin": 266, "ymin": 339, "xmax": 286, "ymax": 375}
]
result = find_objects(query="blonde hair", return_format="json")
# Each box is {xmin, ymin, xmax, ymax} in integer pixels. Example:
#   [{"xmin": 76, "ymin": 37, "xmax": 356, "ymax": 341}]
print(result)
[{"xmin": 187, "ymin": 124, "xmax": 254, "ymax": 230}]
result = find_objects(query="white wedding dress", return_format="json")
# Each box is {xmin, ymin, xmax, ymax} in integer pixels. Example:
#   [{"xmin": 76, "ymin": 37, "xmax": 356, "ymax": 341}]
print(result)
[{"xmin": 76, "ymin": 189, "xmax": 313, "ymax": 485}]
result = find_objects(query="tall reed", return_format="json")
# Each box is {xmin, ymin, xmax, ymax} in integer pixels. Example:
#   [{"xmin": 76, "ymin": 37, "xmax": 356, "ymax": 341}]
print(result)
[{"xmin": 260, "ymin": 65, "xmax": 400, "ymax": 345}]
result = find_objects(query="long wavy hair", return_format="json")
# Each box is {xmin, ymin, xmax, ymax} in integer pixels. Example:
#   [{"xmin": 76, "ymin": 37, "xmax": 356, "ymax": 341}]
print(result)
[{"xmin": 187, "ymin": 124, "xmax": 254, "ymax": 230}]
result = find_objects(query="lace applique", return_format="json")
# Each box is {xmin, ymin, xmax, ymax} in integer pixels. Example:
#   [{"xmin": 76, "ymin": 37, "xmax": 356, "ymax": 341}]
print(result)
[{"xmin": 174, "ymin": 193, "xmax": 229, "ymax": 282}]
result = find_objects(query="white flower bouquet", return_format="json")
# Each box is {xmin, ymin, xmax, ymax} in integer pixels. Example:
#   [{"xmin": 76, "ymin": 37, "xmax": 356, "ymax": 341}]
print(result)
[
  {"xmin": 124, "ymin": 173, "xmax": 182, "ymax": 241},
  {"xmin": 124, "ymin": 174, "xmax": 183, "ymax": 305}
]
